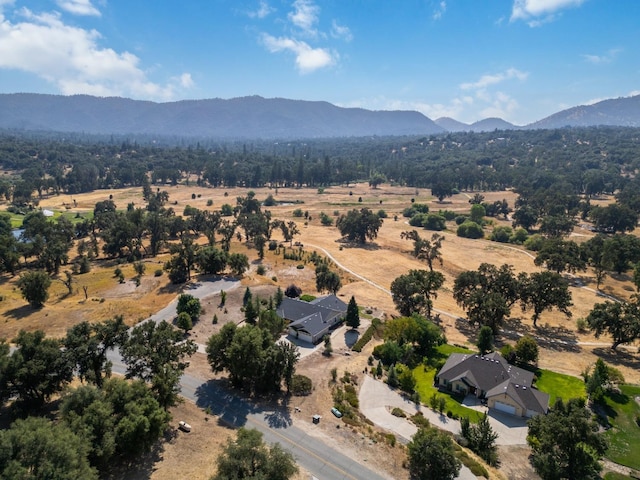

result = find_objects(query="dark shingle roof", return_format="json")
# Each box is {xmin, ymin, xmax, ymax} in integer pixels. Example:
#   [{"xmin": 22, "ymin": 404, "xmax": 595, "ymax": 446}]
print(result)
[{"xmin": 437, "ymin": 353, "xmax": 549, "ymax": 414}]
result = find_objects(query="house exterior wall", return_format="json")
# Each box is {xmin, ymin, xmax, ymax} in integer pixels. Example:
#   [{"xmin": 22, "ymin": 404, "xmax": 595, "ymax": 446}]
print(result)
[{"xmin": 487, "ymin": 394, "xmax": 524, "ymax": 417}]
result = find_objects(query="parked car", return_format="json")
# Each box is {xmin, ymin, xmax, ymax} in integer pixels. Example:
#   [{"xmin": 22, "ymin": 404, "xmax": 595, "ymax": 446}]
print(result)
[
  {"xmin": 331, "ymin": 407, "xmax": 343, "ymax": 418},
  {"xmin": 178, "ymin": 421, "xmax": 192, "ymax": 432}
]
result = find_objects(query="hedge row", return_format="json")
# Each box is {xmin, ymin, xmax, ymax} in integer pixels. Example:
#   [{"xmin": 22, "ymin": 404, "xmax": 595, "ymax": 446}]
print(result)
[{"xmin": 352, "ymin": 318, "xmax": 382, "ymax": 352}]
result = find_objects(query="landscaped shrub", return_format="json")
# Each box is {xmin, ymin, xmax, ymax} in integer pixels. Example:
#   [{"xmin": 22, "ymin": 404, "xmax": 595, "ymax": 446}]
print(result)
[
  {"xmin": 391, "ymin": 407, "xmax": 406, "ymax": 418},
  {"xmin": 352, "ymin": 318, "xmax": 382, "ymax": 352},
  {"xmin": 299, "ymin": 294, "xmax": 316, "ymax": 302}
]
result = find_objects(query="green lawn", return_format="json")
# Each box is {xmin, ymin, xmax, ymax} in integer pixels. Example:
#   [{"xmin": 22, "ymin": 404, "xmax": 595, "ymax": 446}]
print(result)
[
  {"xmin": 603, "ymin": 384, "xmax": 640, "ymax": 471},
  {"xmin": 604, "ymin": 473, "xmax": 636, "ymax": 480},
  {"xmin": 534, "ymin": 369, "xmax": 586, "ymax": 405}
]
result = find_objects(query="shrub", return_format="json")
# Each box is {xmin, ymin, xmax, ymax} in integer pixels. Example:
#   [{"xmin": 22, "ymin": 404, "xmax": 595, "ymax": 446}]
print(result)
[
  {"xmin": 352, "ymin": 318, "xmax": 382, "ymax": 352},
  {"xmin": 423, "ymin": 213, "xmax": 446, "ymax": 231},
  {"xmin": 296, "ymin": 264, "xmax": 304, "ymax": 269},
  {"xmin": 457, "ymin": 221, "xmax": 484, "ymax": 239},
  {"xmin": 524, "ymin": 233, "xmax": 545, "ymax": 251},
  {"xmin": 154, "ymin": 269, "xmax": 163, "ymax": 277},
  {"xmin": 440, "ymin": 209, "xmax": 457, "ymax": 220},
  {"xmin": 291, "ymin": 374, "xmax": 313, "ymax": 395},
  {"xmin": 377, "ymin": 209, "xmax": 387, "ymax": 218},
  {"xmin": 576, "ymin": 317, "xmax": 588, "ymax": 333},
  {"xmin": 183, "ymin": 204, "xmax": 198, "ymax": 216},
  {"xmin": 384, "ymin": 433, "xmax": 396, "ymax": 447},
  {"xmin": 206, "ymin": 199, "xmax": 213, "ymax": 206},
  {"xmin": 263, "ymin": 194, "xmax": 277, "ymax": 206},
  {"xmin": 489, "ymin": 225, "xmax": 512, "ymax": 243},
  {"xmin": 455, "ymin": 215, "xmax": 468, "ymax": 225},
  {"xmin": 409, "ymin": 213, "xmax": 428, "ymax": 227},
  {"xmin": 391, "ymin": 407, "xmax": 406, "ymax": 418},
  {"xmin": 268, "ymin": 240, "xmax": 278, "ymax": 250},
  {"xmin": 292, "ymin": 208, "xmax": 304, "ymax": 217},
  {"xmin": 300, "ymin": 294, "xmax": 316, "ymax": 302},
  {"xmin": 256, "ymin": 265, "xmax": 266, "ymax": 275},
  {"xmin": 510, "ymin": 227, "xmax": 529, "ymax": 244}
]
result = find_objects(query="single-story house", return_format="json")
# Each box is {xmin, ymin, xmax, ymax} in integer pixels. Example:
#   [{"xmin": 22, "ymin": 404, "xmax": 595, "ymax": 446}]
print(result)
[
  {"xmin": 277, "ymin": 294, "xmax": 347, "ymax": 344},
  {"xmin": 435, "ymin": 352, "xmax": 549, "ymax": 417}
]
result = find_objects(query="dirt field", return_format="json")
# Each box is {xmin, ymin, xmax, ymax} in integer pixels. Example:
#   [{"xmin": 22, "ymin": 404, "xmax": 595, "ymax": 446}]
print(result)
[{"xmin": 3, "ymin": 182, "xmax": 640, "ymax": 479}]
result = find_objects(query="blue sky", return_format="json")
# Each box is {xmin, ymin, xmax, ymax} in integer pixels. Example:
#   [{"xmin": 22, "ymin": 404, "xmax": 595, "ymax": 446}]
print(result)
[{"xmin": 0, "ymin": 0, "xmax": 638, "ymax": 125}]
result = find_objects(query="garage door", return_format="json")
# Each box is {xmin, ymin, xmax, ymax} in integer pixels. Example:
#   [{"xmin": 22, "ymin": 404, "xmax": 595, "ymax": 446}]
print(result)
[{"xmin": 494, "ymin": 401, "xmax": 517, "ymax": 415}]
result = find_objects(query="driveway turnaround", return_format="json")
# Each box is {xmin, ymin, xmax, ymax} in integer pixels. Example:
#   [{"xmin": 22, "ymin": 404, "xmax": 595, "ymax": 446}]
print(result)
[{"xmin": 359, "ymin": 375, "xmax": 534, "ymax": 479}]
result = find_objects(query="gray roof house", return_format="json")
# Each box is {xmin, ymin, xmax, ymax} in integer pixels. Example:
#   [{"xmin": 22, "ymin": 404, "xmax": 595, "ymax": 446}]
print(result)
[
  {"xmin": 277, "ymin": 294, "xmax": 348, "ymax": 344},
  {"xmin": 435, "ymin": 352, "xmax": 549, "ymax": 417}
]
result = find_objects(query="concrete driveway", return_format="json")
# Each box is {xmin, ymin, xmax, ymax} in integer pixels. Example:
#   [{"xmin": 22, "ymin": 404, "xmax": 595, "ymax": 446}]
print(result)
[{"xmin": 359, "ymin": 376, "xmax": 475, "ymax": 480}]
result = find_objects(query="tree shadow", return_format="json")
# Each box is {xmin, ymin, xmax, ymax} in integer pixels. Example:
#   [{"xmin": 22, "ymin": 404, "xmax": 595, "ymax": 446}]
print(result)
[
  {"xmin": 262, "ymin": 395, "xmax": 293, "ymax": 429},
  {"xmin": 592, "ymin": 347, "xmax": 640, "ymax": 371},
  {"xmin": 337, "ymin": 240, "xmax": 381, "ymax": 251},
  {"xmin": 454, "ymin": 317, "xmax": 478, "ymax": 343},
  {"xmin": 531, "ymin": 324, "xmax": 581, "ymax": 353},
  {"xmin": 194, "ymin": 378, "xmax": 256, "ymax": 429},
  {"xmin": 103, "ymin": 434, "xmax": 169, "ymax": 480},
  {"xmin": 4, "ymin": 304, "xmax": 36, "ymax": 320}
]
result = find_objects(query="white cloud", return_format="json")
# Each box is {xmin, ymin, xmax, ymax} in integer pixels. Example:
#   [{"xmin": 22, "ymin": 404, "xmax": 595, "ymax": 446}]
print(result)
[
  {"xmin": 288, "ymin": 0, "xmax": 319, "ymax": 35},
  {"xmin": 460, "ymin": 68, "xmax": 528, "ymax": 90},
  {"xmin": 433, "ymin": 1, "xmax": 446, "ymax": 20},
  {"xmin": 511, "ymin": 0, "xmax": 586, "ymax": 25},
  {"xmin": 582, "ymin": 48, "xmax": 621, "ymax": 64},
  {"xmin": 0, "ymin": 7, "xmax": 191, "ymax": 100},
  {"xmin": 56, "ymin": 0, "xmax": 100, "ymax": 16},
  {"xmin": 262, "ymin": 33, "xmax": 334, "ymax": 73},
  {"xmin": 247, "ymin": 0, "xmax": 273, "ymax": 19},
  {"xmin": 174, "ymin": 72, "xmax": 194, "ymax": 88},
  {"xmin": 478, "ymin": 91, "xmax": 519, "ymax": 119},
  {"xmin": 331, "ymin": 20, "xmax": 352, "ymax": 42}
]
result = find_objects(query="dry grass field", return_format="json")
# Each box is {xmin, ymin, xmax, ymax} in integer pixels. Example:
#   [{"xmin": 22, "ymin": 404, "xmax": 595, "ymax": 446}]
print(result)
[{"xmin": 2, "ymin": 182, "xmax": 640, "ymax": 480}]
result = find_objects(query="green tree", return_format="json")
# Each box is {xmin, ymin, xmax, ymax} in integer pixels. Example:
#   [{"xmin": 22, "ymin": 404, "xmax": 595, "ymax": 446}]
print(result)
[
  {"xmin": 336, "ymin": 208, "xmax": 383, "ymax": 244},
  {"xmin": 177, "ymin": 293, "xmax": 202, "ymax": 322},
  {"xmin": 0, "ymin": 416, "xmax": 98, "ymax": 480},
  {"xmin": 345, "ymin": 296, "xmax": 360, "ymax": 329},
  {"xmin": 315, "ymin": 262, "xmax": 342, "ymax": 294},
  {"xmin": 390, "ymin": 269, "xmax": 445, "ymax": 318},
  {"xmin": 63, "ymin": 316, "xmax": 128, "ymax": 388},
  {"xmin": 527, "ymin": 398, "xmax": 607, "ymax": 480},
  {"xmin": 196, "ymin": 246, "xmax": 229, "ymax": 274},
  {"xmin": 2, "ymin": 330, "xmax": 73, "ymax": 409},
  {"xmin": 400, "ymin": 230, "xmax": 444, "ymax": 271},
  {"xmin": 16, "ymin": 270, "xmax": 52, "ymax": 308},
  {"xmin": 228, "ymin": 252, "xmax": 249, "ymax": 277},
  {"xmin": 534, "ymin": 238, "xmax": 585, "ymax": 274},
  {"xmin": 586, "ymin": 298, "xmax": 640, "ymax": 350},
  {"xmin": 212, "ymin": 428, "xmax": 297, "ymax": 480},
  {"xmin": 519, "ymin": 271, "xmax": 573, "ymax": 327},
  {"xmin": 515, "ymin": 335, "xmax": 539, "ymax": 365},
  {"xmin": 476, "ymin": 326, "xmax": 494, "ymax": 354},
  {"xmin": 460, "ymin": 413, "xmax": 499, "ymax": 466},
  {"xmin": 120, "ymin": 320, "xmax": 197, "ymax": 410},
  {"xmin": 407, "ymin": 427, "xmax": 461, "ymax": 480},
  {"xmin": 176, "ymin": 312, "xmax": 193, "ymax": 333}
]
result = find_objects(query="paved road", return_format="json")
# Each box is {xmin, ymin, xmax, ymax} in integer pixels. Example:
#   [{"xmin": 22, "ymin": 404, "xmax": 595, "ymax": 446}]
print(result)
[
  {"xmin": 108, "ymin": 353, "xmax": 390, "ymax": 480},
  {"xmin": 106, "ymin": 275, "xmax": 390, "ymax": 480}
]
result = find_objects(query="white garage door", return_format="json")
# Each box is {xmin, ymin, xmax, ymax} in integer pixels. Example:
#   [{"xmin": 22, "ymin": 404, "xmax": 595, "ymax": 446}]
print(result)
[{"xmin": 494, "ymin": 401, "xmax": 517, "ymax": 415}]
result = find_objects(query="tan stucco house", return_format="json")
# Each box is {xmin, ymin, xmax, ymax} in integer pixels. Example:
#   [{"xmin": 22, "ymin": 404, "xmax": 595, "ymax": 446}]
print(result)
[{"xmin": 435, "ymin": 352, "xmax": 549, "ymax": 417}]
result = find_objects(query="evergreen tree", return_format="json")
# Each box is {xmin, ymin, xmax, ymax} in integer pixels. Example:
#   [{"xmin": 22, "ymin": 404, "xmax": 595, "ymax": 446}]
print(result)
[{"xmin": 346, "ymin": 296, "xmax": 360, "ymax": 329}]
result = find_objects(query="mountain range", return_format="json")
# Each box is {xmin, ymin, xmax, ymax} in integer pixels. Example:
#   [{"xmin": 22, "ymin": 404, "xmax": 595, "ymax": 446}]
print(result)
[{"xmin": 1, "ymin": 93, "xmax": 639, "ymax": 139}]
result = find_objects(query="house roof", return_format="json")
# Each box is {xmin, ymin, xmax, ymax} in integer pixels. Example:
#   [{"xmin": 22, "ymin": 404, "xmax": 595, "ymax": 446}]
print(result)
[
  {"xmin": 310, "ymin": 294, "xmax": 348, "ymax": 312},
  {"xmin": 437, "ymin": 352, "xmax": 549, "ymax": 414},
  {"xmin": 278, "ymin": 295, "xmax": 347, "ymax": 339}
]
